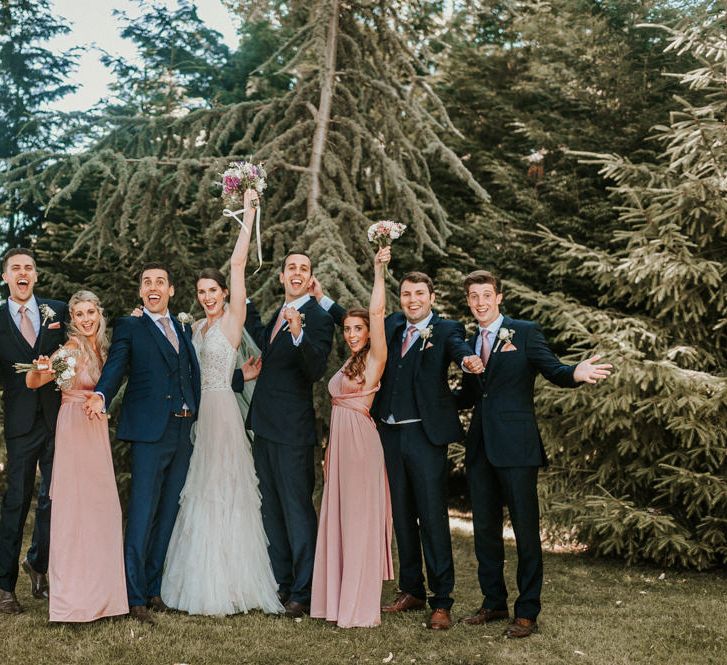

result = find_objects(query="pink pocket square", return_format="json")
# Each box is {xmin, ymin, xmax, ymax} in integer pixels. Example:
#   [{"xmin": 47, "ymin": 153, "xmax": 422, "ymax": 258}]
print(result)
[
  {"xmin": 48, "ymin": 322, "xmax": 61, "ymax": 329},
  {"xmin": 425, "ymin": 342, "xmax": 434, "ymax": 349},
  {"xmin": 501, "ymin": 342, "xmax": 517, "ymax": 352}
]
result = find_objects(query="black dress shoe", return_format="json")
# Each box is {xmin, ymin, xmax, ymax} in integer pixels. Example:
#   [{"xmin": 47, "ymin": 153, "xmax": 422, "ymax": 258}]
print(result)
[
  {"xmin": 129, "ymin": 605, "xmax": 156, "ymax": 624},
  {"xmin": 147, "ymin": 596, "xmax": 174, "ymax": 613},
  {"xmin": 283, "ymin": 600, "xmax": 310, "ymax": 619},
  {"xmin": 22, "ymin": 558, "xmax": 49, "ymax": 599},
  {"xmin": 0, "ymin": 590, "xmax": 23, "ymax": 614},
  {"xmin": 459, "ymin": 607, "xmax": 510, "ymax": 625}
]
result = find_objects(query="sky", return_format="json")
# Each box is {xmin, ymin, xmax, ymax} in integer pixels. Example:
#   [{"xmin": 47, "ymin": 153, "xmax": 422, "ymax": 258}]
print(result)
[{"xmin": 48, "ymin": 0, "xmax": 240, "ymax": 112}]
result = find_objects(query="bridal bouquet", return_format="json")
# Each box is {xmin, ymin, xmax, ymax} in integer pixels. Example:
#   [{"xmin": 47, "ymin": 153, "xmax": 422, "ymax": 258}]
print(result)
[
  {"xmin": 14, "ymin": 347, "xmax": 77, "ymax": 391},
  {"xmin": 220, "ymin": 160, "xmax": 267, "ymax": 273},
  {"xmin": 221, "ymin": 161, "xmax": 267, "ymax": 210},
  {"xmin": 367, "ymin": 220, "xmax": 407, "ymax": 249}
]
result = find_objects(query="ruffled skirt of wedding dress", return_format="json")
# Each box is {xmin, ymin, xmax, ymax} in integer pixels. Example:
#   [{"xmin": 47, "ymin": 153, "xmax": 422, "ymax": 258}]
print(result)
[{"xmin": 161, "ymin": 388, "xmax": 283, "ymax": 616}]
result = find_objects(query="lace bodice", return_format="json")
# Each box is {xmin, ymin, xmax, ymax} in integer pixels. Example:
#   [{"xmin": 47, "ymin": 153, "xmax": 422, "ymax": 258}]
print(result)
[{"xmin": 193, "ymin": 319, "xmax": 236, "ymax": 392}]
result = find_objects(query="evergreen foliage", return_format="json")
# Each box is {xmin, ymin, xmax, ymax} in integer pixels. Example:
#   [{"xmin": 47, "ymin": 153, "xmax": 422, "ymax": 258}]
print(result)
[
  {"xmin": 508, "ymin": 6, "xmax": 727, "ymax": 569},
  {"xmin": 0, "ymin": 0, "xmax": 78, "ymax": 248}
]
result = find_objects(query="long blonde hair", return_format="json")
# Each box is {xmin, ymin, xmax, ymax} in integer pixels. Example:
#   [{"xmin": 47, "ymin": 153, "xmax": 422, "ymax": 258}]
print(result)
[{"xmin": 67, "ymin": 290, "xmax": 109, "ymax": 383}]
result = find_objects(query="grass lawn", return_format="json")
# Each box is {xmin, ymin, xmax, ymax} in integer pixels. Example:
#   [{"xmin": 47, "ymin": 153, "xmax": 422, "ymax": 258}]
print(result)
[{"xmin": 2, "ymin": 530, "xmax": 725, "ymax": 665}]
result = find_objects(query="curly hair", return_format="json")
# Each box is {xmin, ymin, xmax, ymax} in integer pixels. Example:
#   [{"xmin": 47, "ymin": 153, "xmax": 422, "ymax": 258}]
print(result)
[{"xmin": 342, "ymin": 307, "xmax": 371, "ymax": 383}]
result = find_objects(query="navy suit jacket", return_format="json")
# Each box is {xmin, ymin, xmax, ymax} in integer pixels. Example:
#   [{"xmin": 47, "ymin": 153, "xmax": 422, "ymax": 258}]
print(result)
[
  {"xmin": 243, "ymin": 299, "xmax": 334, "ymax": 446},
  {"xmin": 457, "ymin": 316, "xmax": 577, "ymax": 467},
  {"xmin": 328, "ymin": 303, "xmax": 471, "ymax": 446},
  {"xmin": 95, "ymin": 314, "xmax": 201, "ymax": 443},
  {"xmin": 0, "ymin": 298, "xmax": 68, "ymax": 438}
]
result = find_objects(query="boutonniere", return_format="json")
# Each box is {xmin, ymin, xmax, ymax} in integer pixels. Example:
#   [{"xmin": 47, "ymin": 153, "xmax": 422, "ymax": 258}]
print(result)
[
  {"xmin": 177, "ymin": 312, "xmax": 194, "ymax": 331},
  {"xmin": 496, "ymin": 327, "xmax": 517, "ymax": 352},
  {"xmin": 420, "ymin": 325, "xmax": 434, "ymax": 351},
  {"xmin": 39, "ymin": 303, "xmax": 56, "ymax": 327}
]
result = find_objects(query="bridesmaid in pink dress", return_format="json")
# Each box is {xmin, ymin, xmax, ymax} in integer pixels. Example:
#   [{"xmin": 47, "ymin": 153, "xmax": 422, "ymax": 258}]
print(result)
[
  {"xmin": 311, "ymin": 246, "xmax": 393, "ymax": 628},
  {"xmin": 27, "ymin": 290, "xmax": 128, "ymax": 622}
]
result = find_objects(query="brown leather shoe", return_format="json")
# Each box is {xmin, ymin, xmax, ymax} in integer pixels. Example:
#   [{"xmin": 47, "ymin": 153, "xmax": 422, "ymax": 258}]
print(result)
[
  {"xmin": 147, "ymin": 596, "xmax": 174, "ymax": 613},
  {"xmin": 283, "ymin": 600, "xmax": 310, "ymax": 619},
  {"xmin": 22, "ymin": 558, "xmax": 49, "ymax": 600},
  {"xmin": 427, "ymin": 608, "xmax": 452, "ymax": 630},
  {"xmin": 459, "ymin": 607, "xmax": 510, "ymax": 625},
  {"xmin": 0, "ymin": 589, "xmax": 23, "ymax": 614},
  {"xmin": 381, "ymin": 591, "xmax": 426, "ymax": 613},
  {"xmin": 129, "ymin": 605, "xmax": 156, "ymax": 625},
  {"xmin": 504, "ymin": 617, "xmax": 538, "ymax": 638}
]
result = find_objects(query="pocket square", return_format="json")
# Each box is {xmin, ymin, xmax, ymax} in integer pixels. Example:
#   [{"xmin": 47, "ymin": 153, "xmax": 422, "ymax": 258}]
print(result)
[
  {"xmin": 48, "ymin": 322, "xmax": 61, "ymax": 329},
  {"xmin": 501, "ymin": 342, "xmax": 517, "ymax": 352},
  {"xmin": 425, "ymin": 341, "xmax": 434, "ymax": 349}
]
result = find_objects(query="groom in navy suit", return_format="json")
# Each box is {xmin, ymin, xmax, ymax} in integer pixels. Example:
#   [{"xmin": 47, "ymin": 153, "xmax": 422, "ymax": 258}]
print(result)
[
  {"xmin": 457, "ymin": 270, "xmax": 611, "ymax": 637},
  {"xmin": 320, "ymin": 272, "xmax": 482, "ymax": 630},
  {"xmin": 85, "ymin": 263, "xmax": 200, "ymax": 624},
  {"xmin": 240, "ymin": 251, "xmax": 334, "ymax": 618},
  {"xmin": 0, "ymin": 249, "xmax": 67, "ymax": 614}
]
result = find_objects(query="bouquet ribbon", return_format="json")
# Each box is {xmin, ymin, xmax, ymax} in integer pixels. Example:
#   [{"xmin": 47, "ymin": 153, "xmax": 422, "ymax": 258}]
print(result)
[{"xmin": 223, "ymin": 204, "xmax": 263, "ymax": 274}]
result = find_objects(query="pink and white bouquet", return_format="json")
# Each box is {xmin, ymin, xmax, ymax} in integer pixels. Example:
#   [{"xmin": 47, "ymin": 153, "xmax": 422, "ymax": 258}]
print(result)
[
  {"xmin": 221, "ymin": 161, "xmax": 267, "ymax": 210},
  {"xmin": 14, "ymin": 347, "xmax": 77, "ymax": 391},
  {"xmin": 367, "ymin": 220, "xmax": 407, "ymax": 248}
]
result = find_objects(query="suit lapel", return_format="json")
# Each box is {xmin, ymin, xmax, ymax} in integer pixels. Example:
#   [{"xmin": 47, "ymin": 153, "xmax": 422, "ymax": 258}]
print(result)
[
  {"xmin": 483, "ymin": 315, "xmax": 513, "ymax": 389},
  {"xmin": 412, "ymin": 312, "xmax": 439, "ymax": 375},
  {"xmin": 142, "ymin": 314, "xmax": 177, "ymax": 369}
]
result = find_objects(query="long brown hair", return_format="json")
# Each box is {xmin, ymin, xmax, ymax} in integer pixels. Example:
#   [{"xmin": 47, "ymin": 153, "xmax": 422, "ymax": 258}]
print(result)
[
  {"xmin": 67, "ymin": 290, "xmax": 109, "ymax": 383},
  {"xmin": 342, "ymin": 307, "xmax": 370, "ymax": 383}
]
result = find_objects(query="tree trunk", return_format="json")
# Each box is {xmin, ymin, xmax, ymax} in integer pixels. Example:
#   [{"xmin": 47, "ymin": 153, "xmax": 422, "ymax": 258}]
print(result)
[{"xmin": 307, "ymin": 0, "xmax": 339, "ymax": 219}]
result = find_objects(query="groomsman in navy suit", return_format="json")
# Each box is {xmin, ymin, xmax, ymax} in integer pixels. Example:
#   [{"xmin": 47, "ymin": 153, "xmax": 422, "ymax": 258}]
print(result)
[
  {"xmin": 0, "ymin": 249, "xmax": 67, "ymax": 614},
  {"xmin": 456, "ymin": 270, "xmax": 611, "ymax": 637},
  {"xmin": 239, "ymin": 251, "xmax": 334, "ymax": 618},
  {"xmin": 319, "ymin": 272, "xmax": 483, "ymax": 630},
  {"xmin": 86, "ymin": 263, "xmax": 201, "ymax": 624}
]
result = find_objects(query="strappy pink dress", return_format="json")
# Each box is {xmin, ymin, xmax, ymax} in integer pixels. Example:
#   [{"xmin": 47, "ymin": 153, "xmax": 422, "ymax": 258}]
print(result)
[
  {"xmin": 48, "ymin": 356, "xmax": 128, "ymax": 622},
  {"xmin": 311, "ymin": 369, "xmax": 393, "ymax": 627}
]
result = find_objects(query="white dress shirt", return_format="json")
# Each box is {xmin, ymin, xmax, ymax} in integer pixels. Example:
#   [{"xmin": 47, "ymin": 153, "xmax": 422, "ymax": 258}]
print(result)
[
  {"xmin": 475, "ymin": 313, "xmax": 504, "ymax": 356},
  {"xmin": 144, "ymin": 307, "xmax": 179, "ymax": 346}
]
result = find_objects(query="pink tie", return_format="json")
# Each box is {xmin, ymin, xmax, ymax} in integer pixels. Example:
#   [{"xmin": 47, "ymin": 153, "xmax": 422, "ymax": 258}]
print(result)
[
  {"xmin": 480, "ymin": 329, "xmax": 491, "ymax": 367},
  {"xmin": 270, "ymin": 307, "xmax": 288, "ymax": 342},
  {"xmin": 401, "ymin": 325, "xmax": 418, "ymax": 357},
  {"xmin": 18, "ymin": 305, "xmax": 37, "ymax": 347},
  {"xmin": 159, "ymin": 317, "xmax": 179, "ymax": 353}
]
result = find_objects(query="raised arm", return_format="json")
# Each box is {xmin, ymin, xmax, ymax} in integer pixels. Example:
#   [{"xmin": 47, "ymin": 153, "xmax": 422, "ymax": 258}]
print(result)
[
  {"xmin": 222, "ymin": 188, "xmax": 258, "ymax": 349},
  {"xmin": 365, "ymin": 246, "xmax": 389, "ymax": 385}
]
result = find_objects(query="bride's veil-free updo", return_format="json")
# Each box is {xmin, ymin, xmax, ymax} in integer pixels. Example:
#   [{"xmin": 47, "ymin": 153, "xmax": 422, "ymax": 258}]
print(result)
[{"xmin": 67, "ymin": 290, "xmax": 110, "ymax": 384}]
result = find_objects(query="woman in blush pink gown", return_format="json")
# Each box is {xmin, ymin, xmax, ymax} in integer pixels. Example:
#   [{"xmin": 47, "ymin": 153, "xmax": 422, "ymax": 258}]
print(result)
[
  {"xmin": 27, "ymin": 291, "xmax": 127, "ymax": 622},
  {"xmin": 311, "ymin": 246, "xmax": 393, "ymax": 628}
]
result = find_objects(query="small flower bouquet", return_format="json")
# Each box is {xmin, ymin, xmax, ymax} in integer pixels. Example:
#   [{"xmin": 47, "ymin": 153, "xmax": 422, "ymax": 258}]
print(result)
[
  {"xmin": 39, "ymin": 303, "xmax": 56, "ymax": 326},
  {"xmin": 177, "ymin": 312, "xmax": 194, "ymax": 331},
  {"xmin": 14, "ymin": 347, "xmax": 77, "ymax": 391},
  {"xmin": 221, "ymin": 161, "xmax": 267, "ymax": 210},
  {"xmin": 367, "ymin": 220, "xmax": 407, "ymax": 249}
]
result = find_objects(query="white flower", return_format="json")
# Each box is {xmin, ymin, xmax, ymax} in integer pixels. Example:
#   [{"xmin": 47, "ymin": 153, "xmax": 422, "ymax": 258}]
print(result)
[
  {"xmin": 497, "ymin": 327, "xmax": 516, "ymax": 347},
  {"xmin": 39, "ymin": 304, "xmax": 56, "ymax": 326},
  {"xmin": 177, "ymin": 312, "xmax": 194, "ymax": 331},
  {"xmin": 419, "ymin": 325, "xmax": 434, "ymax": 350},
  {"xmin": 60, "ymin": 369, "xmax": 73, "ymax": 381},
  {"xmin": 66, "ymin": 356, "xmax": 77, "ymax": 367}
]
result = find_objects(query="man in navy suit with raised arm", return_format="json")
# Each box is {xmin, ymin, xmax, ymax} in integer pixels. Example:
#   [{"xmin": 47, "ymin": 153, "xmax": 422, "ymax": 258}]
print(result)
[
  {"xmin": 240, "ymin": 251, "xmax": 334, "ymax": 618},
  {"xmin": 457, "ymin": 270, "xmax": 611, "ymax": 638}
]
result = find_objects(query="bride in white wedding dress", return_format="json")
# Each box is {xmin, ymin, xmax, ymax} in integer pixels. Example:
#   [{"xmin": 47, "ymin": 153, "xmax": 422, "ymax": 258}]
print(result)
[{"xmin": 161, "ymin": 188, "xmax": 282, "ymax": 616}]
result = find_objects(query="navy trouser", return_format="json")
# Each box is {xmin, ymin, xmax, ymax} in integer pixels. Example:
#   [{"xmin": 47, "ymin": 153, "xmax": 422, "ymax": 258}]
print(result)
[
  {"xmin": 467, "ymin": 450, "xmax": 542, "ymax": 620},
  {"xmin": 124, "ymin": 416, "xmax": 193, "ymax": 607},
  {"xmin": 0, "ymin": 418, "xmax": 54, "ymax": 592},
  {"xmin": 253, "ymin": 435, "xmax": 317, "ymax": 605},
  {"xmin": 378, "ymin": 421, "xmax": 454, "ymax": 610}
]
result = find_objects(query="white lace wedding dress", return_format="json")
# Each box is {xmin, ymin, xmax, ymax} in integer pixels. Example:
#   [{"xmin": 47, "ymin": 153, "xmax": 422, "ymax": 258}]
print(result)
[{"xmin": 161, "ymin": 319, "xmax": 283, "ymax": 615}]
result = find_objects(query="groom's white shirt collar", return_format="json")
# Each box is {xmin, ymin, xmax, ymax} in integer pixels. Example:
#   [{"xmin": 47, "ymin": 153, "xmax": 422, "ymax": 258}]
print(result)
[
  {"xmin": 479, "ymin": 313, "xmax": 504, "ymax": 337},
  {"xmin": 476, "ymin": 313, "xmax": 504, "ymax": 355},
  {"xmin": 143, "ymin": 307, "xmax": 179, "ymax": 342},
  {"xmin": 403, "ymin": 312, "xmax": 434, "ymax": 336},
  {"xmin": 282, "ymin": 294, "xmax": 310, "ymax": 310}
]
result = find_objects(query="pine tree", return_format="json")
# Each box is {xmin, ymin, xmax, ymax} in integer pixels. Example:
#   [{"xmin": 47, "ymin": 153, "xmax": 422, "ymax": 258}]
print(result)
[
  {"xmin": 0, "ymin": 0, "xmax": 79, "ymax": 249},
  {"xmin": 508, "ymin": 5, "xmax": 726, "ymax": 569},
  {"xmin": 3, "ymin": 0, "xmax": 488, "ymax": 319}
]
